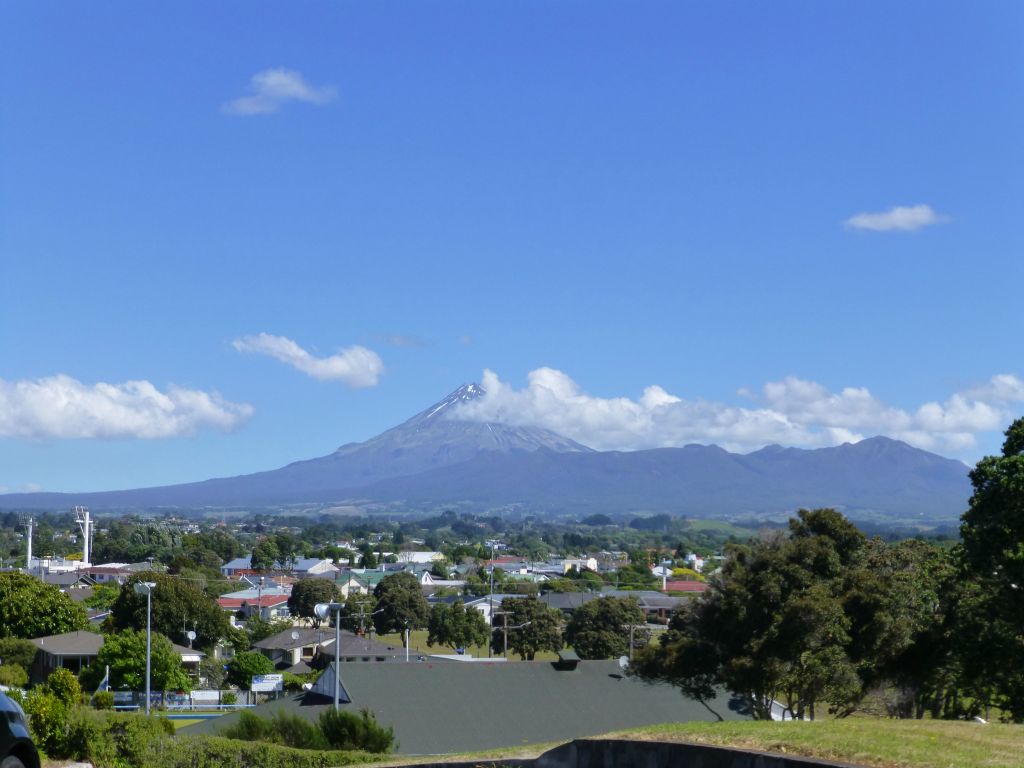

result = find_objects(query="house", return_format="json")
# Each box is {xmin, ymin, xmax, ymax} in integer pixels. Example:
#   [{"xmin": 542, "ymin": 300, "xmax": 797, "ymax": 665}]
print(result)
[
  {"xmin": 182, "ymin": 658, "xmax": 749, "ymax": 754},
  {"xmin": 220, "ymin": 556, "xmax": 338, "ymax": 579},
  {"xmin": 216, "ymin": 587, "xmax": 292, "ymax": 622},
  {"xmin": 336, "ymin": 572, "xmax": 369, "ymax": 598},
  {"xmin": 251, "ymin": 626, "xmax": 334, "ymax": 670},
  {"xmin": 29, "ymin": 631, "xmax": 204, "ymax": 684},
  {"xmin": 290, "ymin": 558, "xmax": 339, "ymax": 578},
  {"xmin": 395, "ymin": 551, "xmax": 444, "ymax": 565}
]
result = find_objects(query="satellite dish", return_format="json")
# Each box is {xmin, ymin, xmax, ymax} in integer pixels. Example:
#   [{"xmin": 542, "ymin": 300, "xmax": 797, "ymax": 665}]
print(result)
[
  {"xmin": 618, "ymin": 656, "xmax": 629, "ymax": 670},
  {"xmin": 291, "ymin": 631, "xmax": 300, "ymax": 641},
  {"xmin": 186, "ymin": 631, "xmax": 196, "ymax": 641}
]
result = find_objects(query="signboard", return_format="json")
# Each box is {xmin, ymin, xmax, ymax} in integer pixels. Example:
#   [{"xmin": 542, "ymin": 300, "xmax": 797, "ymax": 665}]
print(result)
[
  {"xmin": 251, "ymin": 674, "xmax": 283, "ymax": 692},
  {"xmin": 190, "ymin": 689, "xmax": 220, "ymax": 703}
]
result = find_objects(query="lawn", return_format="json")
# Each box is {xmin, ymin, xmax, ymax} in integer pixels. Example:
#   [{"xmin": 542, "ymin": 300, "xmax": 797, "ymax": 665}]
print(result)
[
  {"xmin": 612, "ymin": 719, "xmax": 1024, "ymax": 768},
  {"xmin": 373, "ymin": 629, "xmax": 560, "ymax": 661}
]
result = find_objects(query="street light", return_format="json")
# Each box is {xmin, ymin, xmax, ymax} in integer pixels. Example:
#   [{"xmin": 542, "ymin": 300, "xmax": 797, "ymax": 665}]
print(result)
[
  {"xmin": 314, "ymin": 602, "xmax": 344, "ymax": 711},
  {"xmin": 133, "ymin": 581, "xmax": 157, "ymax": 714}
]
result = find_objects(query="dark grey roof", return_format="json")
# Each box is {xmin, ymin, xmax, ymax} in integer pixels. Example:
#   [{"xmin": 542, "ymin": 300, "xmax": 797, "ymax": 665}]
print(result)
[
  {"xmin": 31, "ymin": 630, "xmax": 102, "ymax": 656},
  {"xmin": 182, "ymin": 660, "xmax": 750, "ymax": 755}
]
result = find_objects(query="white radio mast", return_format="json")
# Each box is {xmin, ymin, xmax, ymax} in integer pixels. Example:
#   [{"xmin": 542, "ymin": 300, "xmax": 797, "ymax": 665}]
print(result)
[
  {"xmin": 25, "ymin": 517, "xmax": 34, "ymax": 570},
  {"xmin": 73, "ymin": 506, "xmax": 92, "ymax": 566}
]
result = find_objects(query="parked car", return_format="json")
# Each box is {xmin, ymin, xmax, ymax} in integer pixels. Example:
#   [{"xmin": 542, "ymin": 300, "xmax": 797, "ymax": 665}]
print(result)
[{"xmin": 0, "ymin": 691, "xmax": 39, "ymax": 768}]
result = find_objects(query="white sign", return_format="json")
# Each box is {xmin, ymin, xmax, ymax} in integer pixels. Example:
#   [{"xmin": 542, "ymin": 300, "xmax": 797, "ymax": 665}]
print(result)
[
  {"xmin": 190, "ymin": 689, "xmax": 220, "ymax": 703},
  {"xmin": 251, "ymin": 673, "xmax": 283, "ymax": 692}
]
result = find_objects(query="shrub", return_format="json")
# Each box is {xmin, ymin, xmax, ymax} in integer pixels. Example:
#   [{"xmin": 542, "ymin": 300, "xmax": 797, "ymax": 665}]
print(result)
[
  {"xmin": 167, "ymin": 735, "xmax": 381, "ymax": 768},
  {"xmin": 223, "ymin": 710, "xmax": 328, "ymax": 750},
  {"xmin": 0, "ymin": 638, "xmax": 39, "ymax": 669},
  {"xmin": 63, "ymin": 708, "xmax": 174, "ymax": 768},
  {"xmin": 226, "ymin": 651, "xmax": 275, "ymax": 688},
  {"xmin": 92, "ymin": 691, "xmax": 115, "ymax": 710},
  {"xmin": 46, "ymin": 667, "xmax": 83, "ymax": 707},
  {"xmin": 23, "ymin": 690, "xmax": 69, "ymax": 756},
  {"xmin": 318, "ymin": 708, "xmax": 395, "ymax": 753},
  {"xmin": 221, "ymin": 691, "xmax": 237, "ymax": 705},
  {"xmin": 282, "ymin": 671, "xmax": 306, "ymax": 691},
  {"xmin": 0, "ymin": 663, "xmax": 28, "ymax": 688}
]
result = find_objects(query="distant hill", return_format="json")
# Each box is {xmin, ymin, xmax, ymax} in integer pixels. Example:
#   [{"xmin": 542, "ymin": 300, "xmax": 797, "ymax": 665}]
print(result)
[{"xmin": 0, "ymin": 384, "xmax": 971, "ymax": 522}]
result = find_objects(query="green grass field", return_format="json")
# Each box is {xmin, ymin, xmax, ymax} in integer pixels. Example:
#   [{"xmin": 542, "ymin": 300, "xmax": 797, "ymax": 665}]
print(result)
[
  {"xmin": 353, "ymin": 719, "xmax": 1024, "ymax": 768},
  {"xmin": 373, "ymin": 629, "xmax": 561, "ymax": 661},
  {"xmin": 614, "ymin": 719, "xmax": 1024, "ymax": 768}
]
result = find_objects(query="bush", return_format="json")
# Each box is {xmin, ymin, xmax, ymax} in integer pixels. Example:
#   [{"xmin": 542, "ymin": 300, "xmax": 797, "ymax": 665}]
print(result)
[
  {"xmin": 63, "ymin": 709, "xmax": 173, "ymax": 768},
  {"xmin": 92, "ymin": 691, "xmax": 115, "ymax": 710},
  {"xmin": 167, "ymin": 735, "xmax": 381, "ymax": 768},
  {"xmin": 226, "ymin": 651, "xmax": 275, "ymax": 688},
  {"xmin": 23, "ymin": 690, "xmax": 69, "ymax": 756},
  {"xmin": 0, "ymin": 637, "xmax": 39, "ymax": 669},
  {"xmin": 223, "ymin": 710, "xmax": 328, "ymax": 750},
  {"xmin": 0, "ymin": 663, "xmax": 28, "ymax": 688},
  {"xmin": 318, "ymin": 708, "xmax": 395, "ymax": 753},
  {"xmin": 221, "ymin": 691, "xmax": 237, "ymax": 705},
  {"xmin": 46, "ymin": 667, "xmax": 83, "ymax": 707}
]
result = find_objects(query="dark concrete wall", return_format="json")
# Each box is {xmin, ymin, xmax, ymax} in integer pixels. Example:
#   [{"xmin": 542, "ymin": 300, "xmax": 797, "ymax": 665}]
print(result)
[
  {"xmin": 535, "ymin": 740, "xmax": 863, "ymax": 768},
  {"xmin": 393, "ymin": 739, "xmax": 864, "ymax": 768}
]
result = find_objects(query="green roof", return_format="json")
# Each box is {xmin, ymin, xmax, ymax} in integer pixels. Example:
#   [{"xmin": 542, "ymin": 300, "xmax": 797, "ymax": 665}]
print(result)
[{"xmin": 182, "ymin": 660, "xmax": 749, "ymax": 755}]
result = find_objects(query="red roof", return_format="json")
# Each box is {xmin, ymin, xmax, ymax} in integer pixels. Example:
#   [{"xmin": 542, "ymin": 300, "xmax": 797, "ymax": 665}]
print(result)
[
  {"xmin": 217, "ymin": 595, "xmax": 289, "ymax": 609},
  {"xmin": 662, "ymin": 580, "xmax": 708, "ymax": 593}
]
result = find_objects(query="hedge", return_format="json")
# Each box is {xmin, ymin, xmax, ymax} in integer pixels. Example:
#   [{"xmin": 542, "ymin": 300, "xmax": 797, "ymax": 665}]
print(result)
[{"xmin": 166, "ymin": 735, "xmax": 384, "ymax": 768}]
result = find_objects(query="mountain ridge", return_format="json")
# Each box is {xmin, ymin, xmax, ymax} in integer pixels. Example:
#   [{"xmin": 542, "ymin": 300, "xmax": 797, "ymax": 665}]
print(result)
[{"xmin": 0, "ymin": 385, "xmax": 971, "ymax": 521}]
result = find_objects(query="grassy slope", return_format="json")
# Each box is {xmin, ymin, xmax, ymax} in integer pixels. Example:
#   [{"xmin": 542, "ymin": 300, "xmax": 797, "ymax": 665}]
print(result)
[
  {"xmin": 354, "ymin": 720, "xmax": 1024, "ymax": 768},
  {"xmin": 612, "ymin": 720, "xmax": 1024, "ymax": 768}
]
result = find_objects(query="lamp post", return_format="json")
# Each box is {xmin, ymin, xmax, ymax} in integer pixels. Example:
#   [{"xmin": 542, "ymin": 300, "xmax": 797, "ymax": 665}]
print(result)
[
  {"xmin": 314, "ymin": 602, "xmax": 344, "ymax": 711},
  {"xmin": 487, "ymin": 542, "xmax": 495, "ymax": 658},
  {"xmin": 133, "ymin": 581, "xmax": 157, "ymax": 714}
]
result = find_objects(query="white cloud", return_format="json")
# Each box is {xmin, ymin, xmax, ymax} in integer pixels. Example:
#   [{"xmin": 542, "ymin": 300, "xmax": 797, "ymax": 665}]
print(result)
[
  {"xmin": 222, "ymin": 68, "xmax": 337, "ymax": 116},
  {"xmin": 453, "ymin": 369, "xmax": 1022, "ymax": 457},
  {"xmin": 232, "ymin": 333, "xmax": 383, "ymax": 388},
  {"xmin": 844, "ymin": 204, "xmax": 948, "ymax": 232},
  {"xmin": 0, "ymin": 375, "xmax": 253, "ymax": 439}
]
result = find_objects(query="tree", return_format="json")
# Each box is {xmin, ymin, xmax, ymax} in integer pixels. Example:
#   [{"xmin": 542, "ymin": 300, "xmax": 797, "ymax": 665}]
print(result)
[
  {"xmin": 287, "ymin": 579, "xmax": 341, "ymax": 628},
  {"xmin": 491, "ymin": 597, "xmax": 563, "ymax": 660},
  {"xmin": 634, "ymin": 509, "xmax": 881, "ymax": 720},
  {"xmin": 226, "ymin": 651, "xmax": 275, "ymax": 688},
  {"xmin": 84, "ymin": 582, "xmax": 122, "ymax": 612},
  {"xmin": 83, "ymin": 630, "xmax": 191, "ymax": 693},
  {"xmin": 372, "ymin": 573, "xmax": 429, "ymax": 645},
  {"xmin": 0, "ymin": 637, "xmax": 39, "ymax": 669},
  {"xmin": 0, "ymin": 572, "xmax": 87, "ymax": 639},
  {"xmin": 44, "ymin": 667, "xmax": 81, "ymax": 707},
  {"xmin": 108, "ymin": 571, "xmax": 228, "ymax": 650},
  {"xmin": 427, "ymin": 600, "xmax": 489, "ymax": 652},
  {"xmin": 250, "ymin": 538, "xmax": 280, "ymax": 572},
  {"xmin": 958, "ymin": 418, "xmax": 1024, "ymax": 720},
  {"xmin": 565, "ymin": 597, "xmax": 647, "ymax": 660}
]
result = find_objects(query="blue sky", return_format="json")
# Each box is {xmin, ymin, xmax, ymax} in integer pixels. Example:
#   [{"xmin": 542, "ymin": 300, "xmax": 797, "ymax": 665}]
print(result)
[{"xmin": 2, "ymin": 1, "xmax": 1022, "ymax": 493}]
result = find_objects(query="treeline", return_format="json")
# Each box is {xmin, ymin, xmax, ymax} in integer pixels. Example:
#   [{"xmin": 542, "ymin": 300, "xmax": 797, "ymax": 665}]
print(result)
[{"xmin": 634, "ymin": 418, "xmax": 1024, "ymax": 722}]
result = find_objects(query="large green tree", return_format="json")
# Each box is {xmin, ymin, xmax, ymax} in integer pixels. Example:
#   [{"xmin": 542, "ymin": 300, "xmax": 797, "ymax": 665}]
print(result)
[
  {"xmin": 0, "ymin": 572, "xmax": 87, "ymax": 639},
  {"xmin": 82, "ymin": 630, "xmax": 191, "ymax": 692},
  {"xmin": 633, "ymin": 509, "xmax": 933, "ymax": 720},
  {"xmin": 491, "ymin": 597, "xmax": 563, "ymax": 660},
  {"xmin": 565, "ymin": 596, "xmax": 647, "ymax": 660},
  {"xmin": 287, "ymin": 579, "xmax": 341, "ymax": 628},
  {"xmin": 226, "ymin": 651, "xmax": 275, "ymax": 688},
  {"xmin": 427, "ymin": 600, "xmax": 489, "ymax": 652},
  {"xmin": 108, "ymin": 571, "xmax": 228, "ymax": 650},
  {"xmin": 958, "ymin": 418, "xmax": 1024, "ymax": 721},
  {"xmin": 372, "ymin": 573, "xmax": 430, "ymax": 645},
  {"xmin": 250, "ymin": 538, "xmax": 280, "ymax": 572}
]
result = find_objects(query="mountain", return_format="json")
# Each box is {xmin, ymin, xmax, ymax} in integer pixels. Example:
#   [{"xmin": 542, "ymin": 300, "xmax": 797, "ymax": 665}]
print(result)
[
  {"xmin": 353, "ymin": 436, "xmax": 970, "ymax": 521},
  {"xmin": 0, "ymin": 385, "xmax": 972, "ymax": 521}
]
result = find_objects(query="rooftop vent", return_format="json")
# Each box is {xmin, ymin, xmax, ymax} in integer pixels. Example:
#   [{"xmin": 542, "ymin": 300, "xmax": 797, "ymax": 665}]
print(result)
[{"xmin": 555, "ymin": 650, "xmax": 580, "ymax": 671}]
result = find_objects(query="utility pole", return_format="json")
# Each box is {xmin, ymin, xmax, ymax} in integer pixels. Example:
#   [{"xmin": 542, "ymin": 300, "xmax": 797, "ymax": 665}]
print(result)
[{"xmin": 487, "ymin": 542, "xmax": 495, "ymax": 658}]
